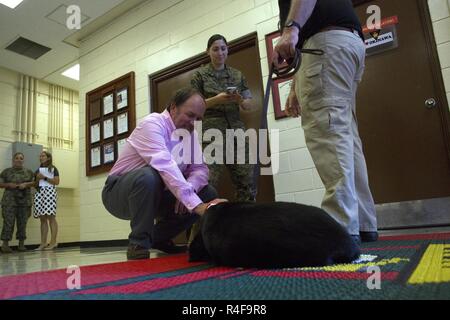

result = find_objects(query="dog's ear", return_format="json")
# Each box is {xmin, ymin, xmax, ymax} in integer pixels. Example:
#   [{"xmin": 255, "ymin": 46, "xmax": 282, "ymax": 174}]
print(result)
[{"xmin": 188, "ymin": 228, "xmax": 211, "ymax": 262}]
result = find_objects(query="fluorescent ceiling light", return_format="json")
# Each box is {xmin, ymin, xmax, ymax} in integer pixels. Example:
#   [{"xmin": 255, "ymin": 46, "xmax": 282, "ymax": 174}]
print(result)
[
  {"xmin": 62, "ymin": 64, "xmax": 80, "ymax": 81},
  {"xmin": 0, "ymin": 0, "xmax": 24, "ymax": 9}
]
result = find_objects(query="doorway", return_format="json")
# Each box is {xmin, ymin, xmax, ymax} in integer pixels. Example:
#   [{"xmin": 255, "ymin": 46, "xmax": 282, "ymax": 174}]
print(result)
[
  {"xmin": 149, "ymin": 33, "xmax": 275, "ymax": 203},
  {"xmin": 353, "ymin": 0, "xmax": 450, "ymax": 228}
]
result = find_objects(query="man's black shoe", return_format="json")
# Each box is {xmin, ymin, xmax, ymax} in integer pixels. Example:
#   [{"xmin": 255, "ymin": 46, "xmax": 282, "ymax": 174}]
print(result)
[
  {"xmin": 360, "ymin": 231, "xmax": 378, "ymax": 242},
  {"xmin": 152, "ymin": 240, "xmax": 187, "ymax": 254},
  {"xmin": 127, "ymin": 244, "xmax": 150, "ymax": 260}
]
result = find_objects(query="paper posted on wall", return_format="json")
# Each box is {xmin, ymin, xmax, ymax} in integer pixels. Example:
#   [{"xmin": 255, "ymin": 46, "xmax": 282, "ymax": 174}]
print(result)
[{"xmin": 38, "ymin": 167, "xmax": 53, "ymax": 187}]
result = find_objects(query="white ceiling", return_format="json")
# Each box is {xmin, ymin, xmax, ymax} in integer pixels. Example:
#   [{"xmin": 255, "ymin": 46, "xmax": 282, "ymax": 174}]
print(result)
[{"xmin": 0, "ymin": 0, "xmax": 148, "ymax": 91}]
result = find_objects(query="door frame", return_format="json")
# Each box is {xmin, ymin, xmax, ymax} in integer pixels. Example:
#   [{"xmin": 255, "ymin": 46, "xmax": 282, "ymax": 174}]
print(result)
[
  {"xmin": 149, "ymin": 32, "xmax": 262, "ymax": 112},
  {"xmin": 148, "ymin": 32, "xmax": 275, "ymax": 203},
  {"xmin": 354, "ymin": 0, "xmax": 450, "ymax": 229}
]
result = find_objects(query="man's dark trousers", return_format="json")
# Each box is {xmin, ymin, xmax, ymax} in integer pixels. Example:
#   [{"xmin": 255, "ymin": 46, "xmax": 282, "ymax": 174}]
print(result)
[{"xmin": 102, "ymin": 166, "xmax": 217, "ymax": 249}]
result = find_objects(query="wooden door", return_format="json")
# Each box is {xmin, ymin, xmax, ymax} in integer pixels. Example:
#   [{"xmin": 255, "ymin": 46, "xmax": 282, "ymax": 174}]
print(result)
[{"xmin": 353, "ymin": 0, "xmax": 450, "ymax": 204}]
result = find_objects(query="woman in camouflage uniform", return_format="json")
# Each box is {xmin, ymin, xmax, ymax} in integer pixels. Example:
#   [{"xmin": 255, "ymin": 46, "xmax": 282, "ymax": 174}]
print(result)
[
  {"xmin": 189, "ymin": 34, "xmax": 258, "ymax": 243},
  {"xmin": 191, "ymin": 34, "xmax": 257, "ymax": 202},
  {"xmin": 0, "ymin": 152, "xmax": 35, "ymax": 253}
]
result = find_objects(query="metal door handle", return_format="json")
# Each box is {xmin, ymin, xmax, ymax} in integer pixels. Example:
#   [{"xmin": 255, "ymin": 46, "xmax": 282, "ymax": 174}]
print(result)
[{"xmin": 425, "ymin": 98, "xmax": 437, "ymax": 109}]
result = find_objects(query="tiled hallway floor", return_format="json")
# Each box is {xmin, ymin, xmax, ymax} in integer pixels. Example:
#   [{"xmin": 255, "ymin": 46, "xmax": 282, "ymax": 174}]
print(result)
[
  {"xmin": 1, "ymin": 226, "xmax": 449, "ymax": 277},
  {"xmin": 0, "ymin": 246, "xmax": 167, "ymax": 277}
]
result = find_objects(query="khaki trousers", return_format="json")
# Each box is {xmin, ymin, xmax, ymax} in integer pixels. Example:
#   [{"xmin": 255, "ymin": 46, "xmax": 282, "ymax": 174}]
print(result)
[{"xmin": 295, "ymin": 30, "xmax": 377, "ymax": 235}]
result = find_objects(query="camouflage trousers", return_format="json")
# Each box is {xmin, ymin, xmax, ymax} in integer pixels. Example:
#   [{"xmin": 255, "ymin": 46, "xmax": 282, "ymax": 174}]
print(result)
[
  {"xmin": 189, "ymin": 122, "xmax": 257, "ymax": 244},
  {"xmin": 201, "ymin": 118, "xmax": 257, "ymax": 202},
  {"xmin": 1, "ymin": 206, "xmax": 31, "ymax": 241},
  {"xmin": 207, "ymin": 162, "xmax": 256, "ymax": 201}
]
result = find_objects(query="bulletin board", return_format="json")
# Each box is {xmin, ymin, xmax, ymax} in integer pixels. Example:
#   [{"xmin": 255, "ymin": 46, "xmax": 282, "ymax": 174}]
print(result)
[{"xmin": 85, "ymin": 72, "xmax": 136, "ymax": 176}]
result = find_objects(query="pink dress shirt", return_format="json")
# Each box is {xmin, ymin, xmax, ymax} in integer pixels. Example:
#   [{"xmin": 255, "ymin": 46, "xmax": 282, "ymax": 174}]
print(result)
[{"xmin": 109, "ymin": 110, "xmax": 209, "ymax": 212}]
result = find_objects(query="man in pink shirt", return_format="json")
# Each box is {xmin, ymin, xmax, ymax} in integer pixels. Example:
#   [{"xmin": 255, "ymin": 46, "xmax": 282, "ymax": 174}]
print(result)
[{"xmin": 102, "ymin": 88, "xmax": 225, "ymax": 260}]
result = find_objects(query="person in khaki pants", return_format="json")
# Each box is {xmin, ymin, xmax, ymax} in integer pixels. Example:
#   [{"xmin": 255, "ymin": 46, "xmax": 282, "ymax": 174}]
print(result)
[{"xmin": 273, "ymin": 0, "xmax": 378, "ymax": 243}]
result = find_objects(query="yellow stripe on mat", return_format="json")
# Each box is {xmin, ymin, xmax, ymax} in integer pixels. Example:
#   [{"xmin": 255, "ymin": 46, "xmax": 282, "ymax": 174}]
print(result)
[{"xmin": 408, "ymin": 244, "xmax": 450, "ymax": 284}]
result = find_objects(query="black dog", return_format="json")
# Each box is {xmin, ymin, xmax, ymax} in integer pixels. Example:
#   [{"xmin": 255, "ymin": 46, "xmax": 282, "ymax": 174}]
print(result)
[{"xmin": 189, "ymin": 201, "xmax": 360, "ymax": 268}]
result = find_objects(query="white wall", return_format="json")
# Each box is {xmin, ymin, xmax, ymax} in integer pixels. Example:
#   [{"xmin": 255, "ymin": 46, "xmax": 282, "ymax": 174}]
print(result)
[
  {"xmin": 0, "ymin": 68, "xmax": 19, "ymax": 171},
  {"xmin": 78, "ymin": 0, "xmax": 450, "ymax": 242},
  {"xmin": 0, "ymin": 66, "xmax": 80, "ymax": 246},
  {"xmin": 78, "ymin": 0, "xmax": 282, "ymax": 242}
]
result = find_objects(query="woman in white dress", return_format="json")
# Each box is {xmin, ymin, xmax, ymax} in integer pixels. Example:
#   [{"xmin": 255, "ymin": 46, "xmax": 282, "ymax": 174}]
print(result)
[{"xmin": 34, "ymin": 151, "xmax": 60, "ymax": 250}]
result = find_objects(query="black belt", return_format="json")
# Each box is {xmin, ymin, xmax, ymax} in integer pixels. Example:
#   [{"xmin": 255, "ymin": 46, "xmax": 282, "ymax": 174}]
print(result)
[{"xmin": 320, "ymin": 26, "xmax": 356, "ymax": 33}]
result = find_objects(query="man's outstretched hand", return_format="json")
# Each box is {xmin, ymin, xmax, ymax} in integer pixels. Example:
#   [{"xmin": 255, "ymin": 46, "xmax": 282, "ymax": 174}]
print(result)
[{"xmin": 193, "ymin": 198, "xmax": 228, "ymax": 216}]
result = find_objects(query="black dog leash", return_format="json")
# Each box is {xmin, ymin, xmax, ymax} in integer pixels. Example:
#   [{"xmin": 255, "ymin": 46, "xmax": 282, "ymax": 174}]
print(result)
[
  {"xmin": 252, "ymin": 48, "xmax": 324, "ymax": 198},
  {"xmin": 272, "ymin": 48, "xmax": 325, "ymax": 80}
]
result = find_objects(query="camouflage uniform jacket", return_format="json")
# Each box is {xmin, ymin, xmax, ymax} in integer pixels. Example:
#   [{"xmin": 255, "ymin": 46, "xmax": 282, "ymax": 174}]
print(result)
[
  {"xmin": 0, "ymin": 167, "xmax": 34, "ymax": 207},
  {"xmin": 191, "ymin": 63, "xmax": 252, "ymax": 129}
]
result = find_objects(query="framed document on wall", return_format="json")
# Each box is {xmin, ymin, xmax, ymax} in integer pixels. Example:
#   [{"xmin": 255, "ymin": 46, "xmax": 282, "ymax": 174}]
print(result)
[
  {"xmin": 117, "ymin": 88, "xmax": 128, "ymax": 110},
  {"xmin": 117, "ymin": 138, "xmax": 127, "ymax": 157},
  {"xmin": 103, "ymin": 143, "xmax": 115, "ymax": 164},
  {"xmin": 265, "ymin": 30, "xmax": 290, "ymax": 120},
  {"xmin": 90, "ymin": 123, "xmax": 100, "ymax": 143},
  {"xmin": 265, "ymin": 30, "xmax": 289, "ymax": 72},
  {"xmin": 117, "ymin": 112, "xmax": 128, "ymax": 135},
  {"xmin": 103, "ymin": 93, "xmax": 114, "ymax": 115},
  {"xmin": 91, "ymin": 147, "xmax": 101, "ymax": 168},
  {"xmin": 85, "ymin": 72, "xmax": 136, "ymax": 176},
  {"xmin": 272, "ymin": 77, "xmax": 294, "ymax": 120},
  {"xmin": 103, "ymin": 118, "xmax": 114, "ymax": 139}
]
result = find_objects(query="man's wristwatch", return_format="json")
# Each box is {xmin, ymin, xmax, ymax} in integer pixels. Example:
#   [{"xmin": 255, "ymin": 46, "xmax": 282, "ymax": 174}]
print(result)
[{"xmin": 285, "ymin": 20, "xmax": 301, "ymax": 32}]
